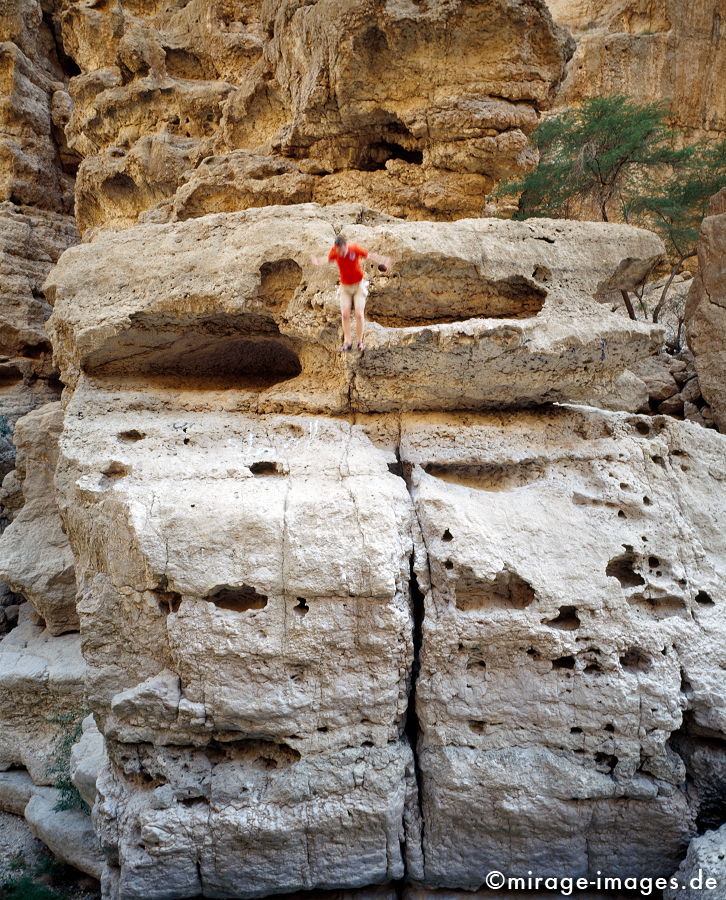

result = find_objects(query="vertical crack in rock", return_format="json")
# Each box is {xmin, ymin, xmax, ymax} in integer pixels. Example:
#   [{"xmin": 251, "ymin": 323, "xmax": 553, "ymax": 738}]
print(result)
[{"xmin": 404, "ymin": 550, "xmax": 426, "ymax": 878}]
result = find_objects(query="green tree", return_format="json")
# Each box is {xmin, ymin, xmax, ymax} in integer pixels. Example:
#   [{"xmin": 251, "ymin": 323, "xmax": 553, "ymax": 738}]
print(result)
[
  {"xmin": 630, "ymin": 139, "xmax": 726, "ymax": 322},
  {"xmin": 501, "ymin": 95, "xmax": 687, "ymax": 223}
]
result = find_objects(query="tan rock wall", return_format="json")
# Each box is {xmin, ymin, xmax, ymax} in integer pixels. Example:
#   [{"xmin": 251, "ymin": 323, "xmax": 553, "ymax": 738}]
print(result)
[
  {"xmin": 546, "ymin": 0, "xmax": 726, "ymax": 140},
  {"xmin": 56, "ymin": 0, "xmax": 573, "ymax": 233}
]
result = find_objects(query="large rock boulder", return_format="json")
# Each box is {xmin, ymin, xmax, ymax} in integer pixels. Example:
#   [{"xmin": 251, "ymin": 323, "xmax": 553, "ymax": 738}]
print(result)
[
  {"xmin": 685, "ymin": 189, "xmax": 726, "ymax": 432},
  {"xmin": 45, "ymin": 204, "xmax": 665, "ymax": 413}
]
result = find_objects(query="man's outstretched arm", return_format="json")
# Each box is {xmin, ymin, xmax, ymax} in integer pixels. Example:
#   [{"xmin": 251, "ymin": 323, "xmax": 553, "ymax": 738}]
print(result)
[
  {"xmin": 367, "ymin": 251, "xmax": 393, "ymax": 271},
  {"xmin": 310, "ymin": 254, "xmax": 336, "ymax": 266}
]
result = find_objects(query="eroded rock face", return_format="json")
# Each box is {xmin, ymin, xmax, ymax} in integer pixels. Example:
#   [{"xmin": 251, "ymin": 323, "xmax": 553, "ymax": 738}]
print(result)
[
  {"xmin": 686, "ymin": 190, "xmax": 726, "ymax": 432},
  {"xmin": 57, "ymin": 0, "xmax": 574, "ymax": 232},
  {"xmin": 0, "ymin": 403, "xmax": 78, "ymax": 634},
  {"xmin": 55, "ymin": 397, "xmax": 417, "ymax": 896},
  {"xmin": 402, "ymin": 407, "xmax": 725, "ymax": 884},
  {"xmin": 45, "ymin": 204, "xmax": 665, "ymax": 414},
  {"xmin": 546, "ymin": 0, "xmax": 726, "ymax": 140},
  {"xmin": 0, "ymin": 0, "xmax": 79, "ymax": 476}
]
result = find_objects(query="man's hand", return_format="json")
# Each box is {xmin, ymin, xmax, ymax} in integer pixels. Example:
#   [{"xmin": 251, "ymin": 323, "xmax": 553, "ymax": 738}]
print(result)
[{"xmin": 310, "ymin": 254, "xmax": 323, "ymax": 266}]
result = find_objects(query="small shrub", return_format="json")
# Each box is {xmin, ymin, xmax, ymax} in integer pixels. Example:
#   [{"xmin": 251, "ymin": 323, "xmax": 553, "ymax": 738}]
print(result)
[{"xmin": 45, "ymin": 710, "xmax": 91, "ymax": 814}]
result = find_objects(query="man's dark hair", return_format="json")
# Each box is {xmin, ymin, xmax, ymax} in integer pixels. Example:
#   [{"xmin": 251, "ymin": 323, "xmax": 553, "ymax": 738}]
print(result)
[{"xmin": 334, "ymin": 235, "xmax": 347, "ymax": 248}]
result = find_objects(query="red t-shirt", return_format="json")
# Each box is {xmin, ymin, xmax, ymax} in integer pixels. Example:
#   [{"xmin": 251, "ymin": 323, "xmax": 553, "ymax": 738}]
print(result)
[{"xmin": 328, "ymin": 243, "xmax": 368, "ymax": 285}]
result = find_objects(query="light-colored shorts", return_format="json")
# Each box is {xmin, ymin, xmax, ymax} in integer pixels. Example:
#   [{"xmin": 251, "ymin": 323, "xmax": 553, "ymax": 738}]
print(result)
[{"xmin": 338, "ymin": 279, "xmax": 369, "ymax": 310}]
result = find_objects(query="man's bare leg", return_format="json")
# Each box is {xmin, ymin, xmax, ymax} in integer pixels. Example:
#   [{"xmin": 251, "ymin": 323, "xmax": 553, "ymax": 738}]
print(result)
[
  {"xmin": 354, "ymin": 282, "xmax": 367, "ymax": 350},
  {"xmin": 339, "ymin": 287, "xmax": 353, "ymax": 350}
]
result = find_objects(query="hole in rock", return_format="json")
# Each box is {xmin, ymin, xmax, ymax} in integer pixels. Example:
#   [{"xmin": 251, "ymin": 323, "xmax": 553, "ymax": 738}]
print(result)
[
  {"xmin": 604, "ymin": 723, "xmax": 615, "ymax": 732},
  {"xmin": 584, "ymin": 662, "xmax": 602, "ymax": 674},
  {"xmin": 571, "ymin": 727, "xmax": 583, "ymax": 734},
  {"xmin": 455, "ymin": 568, "xmax": 536, "ymax": 612},
  {"xmin": 87, "ymin": 311, "xmax": 303, "ymax": 390},
  {"xmin": 532, "ymin": 264, "xmax": 551, "ymax": 282},
  {"xmin": 552, "ymin": 655, "xmax": 576, "ymax": 670},
  {"xmin": 21, "ymin": 342, "xmax": 50, "ymax": 359},
  {"xmin": 694, "ymin": 591, "xmax": 714, "ymax": 605},
  {"xmin": 526, "ymin": 647, "xmax": 542, "ymax": 660},
  {"xmin": 544, "ymin": 605, "xmax": 580, "ymax": 630},
  {"xmin": 620, "ymin": 647, "xmax": 652, "ymax": 672},
  {"xmin": 442, "ymin": 529, "xmax": 453, "ymax": 542},
  {"xmin": 628, "ymin": 594, "xmax": 688, "ymax": 619},
  {"xmin": 164, "ymin": 48, "xmax": 208, "ymax": 80},
  {"xmin": 294, "ymin": 598, "xmax": 309, "ymax": 617},
  {"xmin": 316, "ymin": 726, "xmax": 328, "ymax": 733},
  {"xmin": 424, "ymin": 460, "xmax": 544, "ymax": 492},
  {"xmin": 469, "ymin": 720, "xmax": 487, "ymax": 734},
  {"xmin": 648, "ymin": 556, "xmax": 660, "ymax": 567},
  {"xmin": 0, "ymin": 364, "xmax": 23, "ymax": 385},
  {"xmin": 617, "ymin": 510, "xmax": 626, "ymax": 518},
  {"xmin": 360, "ymin": 140, "xmax": 423, "ymax": 170},
  {"xmin": 256, "ymin": 259, "xmax": 302, "ymax": 312},
  {"xmin": 634, "ymin": 422, "xmax": 650, "ymax": 436},
  {"xmin": 595, "ymin": 752, "xmax": 618, "ymax": 774},
  {"xmin": 102, "ymin": 461, "xmax": 130, "ymax": 479},
  {"xmin": 205, "ymin": 584, "xmax": 268, "ymax": 612},
  {"xmin": 156, "ymin": 589, "xmax": 182, "ymax": 614},
  {"xmin": 651, "ymin": 455, "xmax": 665, "ymax": 467},
  {"xmin": 444, "ymin": 560, "xmax": 454, "ymax": 570},
  {"xmin": 117, "ymin": 429, "xmax": 146, "ymax": 443},
  {"xmin": 387, "ymin": 461, "xmax": 404, "ymax": 477},
  {"xmin": 643, "ymin": 496, "xmax": 652, "ymax": 506},
  {"xmin": 210, "ymin": 738, "xmax": 301, "ymax": 765},
  {"xmin": 606, "ymin": 550, "xmax": 645, "ymax": 589},
  {"xmin": 367, "ymin": 257, "xmax": 547, "ymax": 327},
  {"xmin": 249, "ymin": 461, "xmax": 281, "ymax": 475},
  {"xmin": 101, "ymin": 173, "xmax": 137, "ymax": 204},
  {"xmin": 466, "ymin": 658, "xmax": 487, "ymax": 673}
]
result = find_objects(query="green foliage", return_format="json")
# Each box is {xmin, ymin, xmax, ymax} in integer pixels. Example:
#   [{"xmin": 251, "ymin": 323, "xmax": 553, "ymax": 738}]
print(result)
[
  {"xmin": 631, "ymin": 138, "xmax": 726, "ymax": 257},
  {"xmin": 0, "ymin": 856, "xmax": 90, "ymax": 900},
  {"xmin": 0, "ymin": 874, "xmax": 63, "ymax": 900},
  {"xmin": 497, "ymin": 95, "xmax": 690, "ymax": 223},
  {"xmin": 0, "ymin": 415, "xmax": 11, "ymax": 440},
  {"xmin": 45, "ymin": 710, "xmax": 91, "ymax": 814}
]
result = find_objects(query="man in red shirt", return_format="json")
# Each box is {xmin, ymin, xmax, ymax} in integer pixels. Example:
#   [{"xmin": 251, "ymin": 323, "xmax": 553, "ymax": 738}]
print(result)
[{"xmin": 311, "ymin": 235, "xmax": 392, "ymax": 352}]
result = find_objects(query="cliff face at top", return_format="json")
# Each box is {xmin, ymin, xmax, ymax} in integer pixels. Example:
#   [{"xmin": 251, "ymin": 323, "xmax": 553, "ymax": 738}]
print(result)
[
  {"xmin": 546, "ymin": 0, "xmax": 726, "ymax": 140},
  {"xmin": 58, "ymin": 0, "xmax": 573, "ymax": 233},
  {"xmin": 0, "ymin": 2, "xmax": 725, "ymax": 899}
]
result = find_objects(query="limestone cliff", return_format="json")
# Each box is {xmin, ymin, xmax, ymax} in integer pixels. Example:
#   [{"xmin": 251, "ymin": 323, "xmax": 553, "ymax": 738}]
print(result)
[
  {"xmin": 0, "ymin": 1, "xmax": 724, "ymax": 898},
  {"xmin": 57, "ymin": 0, "xmax": 573, "ymax": 233},
  {"xmin": 546, "ymin": 0, "xmax": 726, "ymax": 140}
]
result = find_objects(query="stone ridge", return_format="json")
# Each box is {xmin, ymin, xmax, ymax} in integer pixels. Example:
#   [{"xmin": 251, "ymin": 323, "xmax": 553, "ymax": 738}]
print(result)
[{"xmin": 45, "ymin": 203, "xmax": 665, "ymax": 413}]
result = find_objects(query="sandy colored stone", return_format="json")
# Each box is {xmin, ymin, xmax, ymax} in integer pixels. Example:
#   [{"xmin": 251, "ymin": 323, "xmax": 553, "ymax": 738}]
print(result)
[
  {"xmin": 55, "ymin": 395, "xmax": 417, "ymax": 895},
  {"xmin": 0, "ymin": 769, "xmax": 35, "ymax": 816},
  {"xmin": 685, "ymin": 196, "xmax": 726, "ymax": 432},
  {"xmin": 631, "ymin": 354, "xmax": 678, "ymax": 403},
  {"xmin": 0, "ymin": 403, "xmax": 78, "ymax": 634},
  {"xmin": 45, "ymin": 204, "xmax": 665, "ymax": 414},
  {"xmin": 547, "ymin": 0, "xmax": 726, "ymax": 140},
  {"xmin": 0, "ymin": 613, "xmax": 85, "ymax": 784},
  {"xmin": 25, "ymin": 787, "xmax": 104, "ymax": 879},
  {"xmin": 69, "ymin": 714, "xmax": 106, "ymax": 809},
  {"xmin": 401, "ymin": 407, "xmax": 726, "ymax": 885},
  {"xmin": 58, "ymin": 0, "xmax": 573, "ymax": 232}
]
